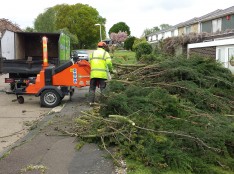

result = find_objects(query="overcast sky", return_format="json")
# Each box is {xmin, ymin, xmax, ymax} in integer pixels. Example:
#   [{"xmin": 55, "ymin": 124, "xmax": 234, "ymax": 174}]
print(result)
[{"xmin": 0, "ymin": 0, "xmax": 233, "ymax": 38}]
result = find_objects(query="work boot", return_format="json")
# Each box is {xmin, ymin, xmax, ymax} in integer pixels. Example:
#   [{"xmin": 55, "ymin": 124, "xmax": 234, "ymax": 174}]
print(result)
[{"xmin": 88, "ymin": 90, "xmax": 95, "ymax": 102}]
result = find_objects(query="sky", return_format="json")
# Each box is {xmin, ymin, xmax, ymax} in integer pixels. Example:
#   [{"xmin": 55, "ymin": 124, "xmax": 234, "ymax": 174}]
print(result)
[{"xmin": 0, "ymin": 0, "xmax": 233, "ymax": 38}]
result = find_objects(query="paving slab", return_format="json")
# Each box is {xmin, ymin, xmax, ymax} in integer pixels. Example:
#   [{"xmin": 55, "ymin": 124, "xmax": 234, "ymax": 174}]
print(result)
[
  {"xmin": 0, "ymin": 85, "xmax": 115, "ymax": 174},
  {"xmin": 0, "ymin": 74, "xmax": 51, "ymax": 152}
]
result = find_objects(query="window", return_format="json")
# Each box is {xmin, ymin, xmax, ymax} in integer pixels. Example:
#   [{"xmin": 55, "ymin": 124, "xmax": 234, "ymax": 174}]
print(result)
[
  {"xmin": 217, "ymin": 48, "xmax": 225, "ymax": 63},
  {"xmin": 216, "ymin": 46, "xmax": 234, "ymax": 70},
  {"xmin": 171, "ymin": 31, "xmax": 174, "ymax": 37},
  {"xmin": 185, "ymin": 26, "xmax": 191, "ymax": 34},
  {"xmin": 228, "ymin": 48, "xmax": 234, "ymax": 71},
  {"xmin": 228, "ymin": 48, "xmax": 234, "ymax": 63},
  {"xmin": 174, "ymin": 29, "xmax": 179, "ymax": 36},
  {"xmin": 212, "ymin": 18, "xmax": 222, "ymax": 33},
  {"xmin": 228, "ymin": 48, "xmax": 234, "ymax": 58},
  {"xmin": 147, "ymin": 36, "xmax": 152, "ymax": 42},
  {"xmin": 158, "ymin": 34, "xmax": 162, "ymax": 40},
  {"xmin": 165, "ymin": 31, "xmax": 171, "ymax": 38},
  {"xmin": 152, "ymin": 35, "xmax": 157, "ymax": 41}
]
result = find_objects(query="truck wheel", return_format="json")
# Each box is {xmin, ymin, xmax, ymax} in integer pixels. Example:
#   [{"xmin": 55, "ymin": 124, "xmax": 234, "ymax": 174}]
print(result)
[
  {"xmin": 17, "ymin": 96, "xmax": 24, "ymax": 104},
  {"xmin": 40, "ymin": 90, "xmax": 61, "ymax": 108}
]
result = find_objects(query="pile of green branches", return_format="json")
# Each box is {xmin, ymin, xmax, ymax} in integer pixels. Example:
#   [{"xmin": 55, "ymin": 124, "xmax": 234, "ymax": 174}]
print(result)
[{"xmin": 71, "ymin": 55, "xmax": 234, "ymax": 173}]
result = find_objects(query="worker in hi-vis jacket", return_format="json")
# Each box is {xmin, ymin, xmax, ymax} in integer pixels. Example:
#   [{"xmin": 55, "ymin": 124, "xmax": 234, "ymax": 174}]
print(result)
[{"xmin": 88, "ymin": 41, "xmax": 113, "ymax": 105}]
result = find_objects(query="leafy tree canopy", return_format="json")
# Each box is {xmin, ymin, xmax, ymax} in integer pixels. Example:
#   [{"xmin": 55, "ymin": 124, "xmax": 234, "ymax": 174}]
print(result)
[
  {"xmin": 108, "ymin": 22, "xmax": 130, "ymax": 36},
  {"xmin": 160, "ymin": 23, "xmax": 171, "ymax": 30},
  {"xmin": 142, "ymin": 27, "xmax": 160, "ymax": 37},
  {"xmin": 34, "ymin": 7, "xmax": 57, "ymax": 32},
  {"xmin": 34, "ymin": 3, "xmax": 106, "ymax": 48},
  {"xmin": 110, "ymin": 31, "xmax": 128, "ymax": 44},
  {"xmin": 24, "ymin": 27, "xmax": 35, "ymax": 32},
  {"xmin": 142, "ymin": 24, "xmax": 172, "ymax": 37}
]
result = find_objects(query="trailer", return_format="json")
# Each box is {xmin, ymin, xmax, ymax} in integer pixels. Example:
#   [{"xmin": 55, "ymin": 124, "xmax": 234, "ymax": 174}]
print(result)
[
  {"xmin": 7, "ymin": 36, "xmax": 90, "ymax": 108},
  {"xmin": 0, "ymin": 31, "xmax": 70, "ymax": 89}
]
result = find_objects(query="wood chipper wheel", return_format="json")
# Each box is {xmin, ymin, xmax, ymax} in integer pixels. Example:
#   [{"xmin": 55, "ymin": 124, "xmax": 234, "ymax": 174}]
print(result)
[
  {"xmin": 40, "ymin": 90, "xmax": 61, "ymax": 108},
  {"xmin": 17, "ymin": 96, "xmax": 24, "ymax": 104}
]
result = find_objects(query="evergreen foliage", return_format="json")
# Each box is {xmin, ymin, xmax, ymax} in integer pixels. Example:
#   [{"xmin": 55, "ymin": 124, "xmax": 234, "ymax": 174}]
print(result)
[
  {"xmin": 73, "ymin": 55, "xmax": 234, "ymax": 173},
  {"xmin": 135, "ymin": 42, "xmax": 153, "ymax": 60},
  {"xmin": 132, "ymin": 37, "xmax": 147, "ymax": 51},
  {"xmin": 124, "ymin": 36, "xmax": 136, "ymax": 51},
  {"xmin": 109, "ymin": 22, "xmax": 131, "ymax": 36}
]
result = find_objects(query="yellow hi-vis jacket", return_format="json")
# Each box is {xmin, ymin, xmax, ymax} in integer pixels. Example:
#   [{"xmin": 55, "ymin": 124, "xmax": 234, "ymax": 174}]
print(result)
[{"xmin": 89, "ymin": 48, "xmax": 113, "ymax": 79}]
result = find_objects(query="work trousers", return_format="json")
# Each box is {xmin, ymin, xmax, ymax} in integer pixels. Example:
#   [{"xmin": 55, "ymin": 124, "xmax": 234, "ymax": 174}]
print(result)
[{"xmin": 88, "ymin": 78, "xmax": 106, "ymax": 103}]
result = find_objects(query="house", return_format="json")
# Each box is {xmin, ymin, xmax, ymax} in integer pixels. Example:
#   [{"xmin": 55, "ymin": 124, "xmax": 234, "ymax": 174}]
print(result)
[
  {"xmin": 0, "ymin": 19, "xmax": 22, "ymax": 72},
  {"xmin": 0, "ymin": 18, "xmax": 22, "ymax": 35},
  {"xmin": 0, "ymin": 18, "xmax": 22, "ymax": 55},
  {"xmin": 147, "ymin": 6, "xmax": 234, "ymax": 43},
  {"xmin": 146, "ymin": 6, "xmax": 234, "ymax": 74},
  {"xmin": 187, "ymin": 33, "xmax": 234, "ymax": 74}
]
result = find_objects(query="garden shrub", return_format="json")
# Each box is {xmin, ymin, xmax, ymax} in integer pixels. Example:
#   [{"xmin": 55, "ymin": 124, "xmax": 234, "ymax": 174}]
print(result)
[
  {"xmin": 135, "ymin": 42, "xmax": 153, "ymax": 60},
  {"xmin": 124, "ymin": 36, "xmax": 136, "ymax": 50}
]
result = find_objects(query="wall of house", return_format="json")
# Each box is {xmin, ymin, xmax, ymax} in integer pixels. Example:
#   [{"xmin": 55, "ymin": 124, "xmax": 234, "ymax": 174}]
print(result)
[
  {"xmin": 152, "ymin": 35, "xmax": 157, "ymax": 41},
  {"xmin": 188, "ymin": 38, "xmax": 234, "ymax": 74},
  {"xmin": 201, "ymin": 15, "xmax": 234, "ymax": 34},
  {"xmin": 178, "ymin": 27, "xmax": 184, "ymax": 36},
  {"xmin": 158, "ymin": 33, "xmax": 163, "ymax": 40},
  {"xmin": 147, "ymin": 36, "xmax": 152, "ymax": 42},
  {"xmin": 1, "ymin": 30, "xmax": 14, "ymax": 60},
  {"xmin": 164, "ymin": 31, "xmax": 171, "ymax": 38},
  {"xmin": 222, "ymin": 14, "xmax": 234, "ymax": 31},
  {"xmin": 191, "ymin": 23, "xmax": 199, "ymax": 33},
  {"xmin": 174, "ymin": 29, "xmax": 179, "ymax": 36},
  {"xmin": 201, "ymin": 21, "xmax": 212, "ymax": 33},
  {"xmin": 189, "ymin": 46, "xmax": 216, "ymax": 59}
]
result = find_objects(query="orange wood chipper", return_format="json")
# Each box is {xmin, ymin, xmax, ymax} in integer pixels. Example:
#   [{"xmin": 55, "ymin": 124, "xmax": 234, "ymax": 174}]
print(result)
[{"xmin": 7, "ymin": 36, "xmax": 90, "ymax": 107}]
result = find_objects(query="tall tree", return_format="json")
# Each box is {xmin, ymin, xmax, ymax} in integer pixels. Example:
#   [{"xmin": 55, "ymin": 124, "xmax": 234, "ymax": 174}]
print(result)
[
  {"xmin": 24, "ymin": 27, "xmax": 35, "ymax": 32},
  {"xmin": 160, "ymin": 24, "xmax": 171, "ymax": 30},
  {"xmin": 34, "ymin": 3, "xmax": 106, "ymax": 48},
  {"xmin": 142, "ymin": 26, "xmax": 160, "ymax": 37},
  {"xmin": 110, "ymin": 31, "xmax": 128, "ymax": 44},
  {"xmin": 108, "ymin": 22, "xmax": 130, "ymax": 36},
  {"xmin": 34, "ymin": 7, "xmax": 57, "ymax": 32},
  {"xmin": 55, "ymin": 3, "xmax": 106, "ymax": 48},
  {"xmin": 142, "ymin": 24, "xmax": 171, "ymax": 37},
  {"xmin": 153, "ymin": 26, "xmax": 160, "ymax": 31}
]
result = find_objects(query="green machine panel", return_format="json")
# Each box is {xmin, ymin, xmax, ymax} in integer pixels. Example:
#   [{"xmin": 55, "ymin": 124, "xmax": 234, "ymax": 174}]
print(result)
[{"xmin": 59, "ymin": 33, "xmax": 70, "ymax": 62}]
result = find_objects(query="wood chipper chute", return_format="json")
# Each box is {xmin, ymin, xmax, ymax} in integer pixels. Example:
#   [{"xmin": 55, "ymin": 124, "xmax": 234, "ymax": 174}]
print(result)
[{"xmin": 8, "ymin": 36, "xmax": 90, "ymax": 107}]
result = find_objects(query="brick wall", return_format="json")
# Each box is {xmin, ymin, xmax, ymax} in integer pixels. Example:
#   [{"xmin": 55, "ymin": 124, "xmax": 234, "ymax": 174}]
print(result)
[{"xmin": 189, "ymin": 46, "xmax": 216, "ymax": 59}]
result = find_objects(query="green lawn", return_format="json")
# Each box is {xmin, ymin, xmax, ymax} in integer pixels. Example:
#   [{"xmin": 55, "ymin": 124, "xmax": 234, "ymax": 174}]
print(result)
[{"xmin": 110, "ymin": 50, "xmax": 136, "ymax": 64}]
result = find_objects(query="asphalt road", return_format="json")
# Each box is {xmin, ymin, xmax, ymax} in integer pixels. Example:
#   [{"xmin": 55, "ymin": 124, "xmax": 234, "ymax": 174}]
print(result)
[{"xmin": 0, "ymin": 83, "xmax": 115, "ymax": 174}]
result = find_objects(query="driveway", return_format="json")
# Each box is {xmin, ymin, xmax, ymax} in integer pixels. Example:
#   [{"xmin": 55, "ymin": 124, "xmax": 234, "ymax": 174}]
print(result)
[
  {"xmin": 0, "ymin": 74, "xmax": 51, "ymax": 153},
  {"xmin": 0, "ymin": 81, "xmax": 116, "ymax": 174}
]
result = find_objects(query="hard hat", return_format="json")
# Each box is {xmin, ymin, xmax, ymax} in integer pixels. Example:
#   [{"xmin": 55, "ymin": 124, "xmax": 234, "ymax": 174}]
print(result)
[{"xmin": 97, "ymin": 41, "xmax": 107, "ymax": 47}]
